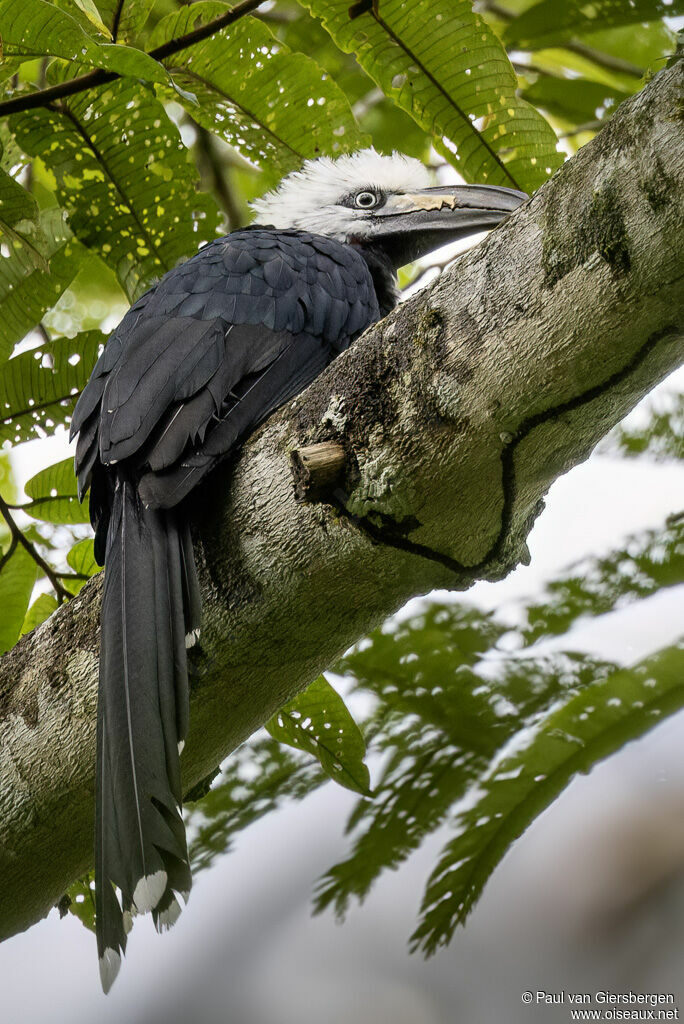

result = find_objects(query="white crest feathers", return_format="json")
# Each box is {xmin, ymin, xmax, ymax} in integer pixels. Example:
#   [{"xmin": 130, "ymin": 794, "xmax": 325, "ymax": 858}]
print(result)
[{"xmin": 251, "ymin": 148, "xmax": 431, "ymax": 240}]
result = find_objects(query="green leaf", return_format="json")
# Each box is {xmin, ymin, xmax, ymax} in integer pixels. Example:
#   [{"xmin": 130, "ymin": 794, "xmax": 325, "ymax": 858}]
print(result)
[
  {"xmin": 0, "ymin": 330, "xmax": 102, "ymax": 445},
  {"xmin": 0, "ymin": 540, "xmax": 37, "ymax": 653},
  {"xmin": 605, "ymin": 393, "xmax": 684, "ymax": 463},
  {"xmin": 67, "ymin": 536, "xmax": 98, "ymax": 575},
  {"xmin": 411, "ymin": 641, "xmax": 684, "ymax": 954},
  {"xmin": 23, "ymin": 457, "xmax": 89, "ymax": 524},
  {"xmin": 0, "ymin": 0, "xmax": 170, "ymax": 83},
  {"xmin": 10, "ymin": 76, "xmax": 221, "ymax": 301},
  {"xmin": 517, "ymin": 45, "xmax": 640, "ymax": 92},
  {"xmin": 149, "ymin": 1, "xmax": 366, "ymax": 179},
  {"xmin": 0, "ymin": 451, "xmax": 18, "ymax": 508},
  {"xmin": 64, "ymin": 875, "xmax": 96, "ymax": 933},
  {"xmin": 20, "ymin": 591, "xmax": 58, "ymax": 634},
  {"xmin": 95, "ymin": 0, "xmax": 154, "ymax": 42},
  {"xmin": 299, "ymin": 0, "xmax": 563, "ymax": 191},
  {"xmin": 188, "ymin": 735, "xmax": 325, "ymax": 874},
  {"xmin": 0, "ymin": 210, "xmax": 84, "ymax": 361},
  {"xmin": 522, "ymin": 520, "xmax": 684, "ymax": 645},
  {"xmin": 505, "ymin": 0, "xmax": 682, "ymax": 50},
  {"xmin": 314, "ymin": 606, "xmax": 579, "ymax": 917},
  {"xmin": 0, "ymin": 158, "xmax": 46, "ymax": 270},
  {"xmin": 0, "ymin": 161, "xmax": 38, "ymax": 231},
  {"xmin": 521, "ymin": 76, "xmax": 629, "ymax": 126},
  {"xmin": 65, "ymin": 536, "xmax": 99, "ymax": 591},
  {"xmin": 55, "ymin": 0, "xmax": 113, "ymax": 39},
  {"xmin": 266, "ymin": 675, "xmax": 371, "ymax": 795}
]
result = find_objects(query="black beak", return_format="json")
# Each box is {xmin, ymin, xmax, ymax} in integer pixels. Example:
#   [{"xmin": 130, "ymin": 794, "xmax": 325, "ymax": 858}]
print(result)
[{"xmin": 365, "ymin": 184, "xmax": 528, "ymax": 268}]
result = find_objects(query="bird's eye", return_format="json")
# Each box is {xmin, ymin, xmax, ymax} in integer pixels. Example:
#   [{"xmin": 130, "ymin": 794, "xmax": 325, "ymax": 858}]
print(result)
[{"xmin": 354, "ymin": 191, "xmax": 379, "ymax": 209}]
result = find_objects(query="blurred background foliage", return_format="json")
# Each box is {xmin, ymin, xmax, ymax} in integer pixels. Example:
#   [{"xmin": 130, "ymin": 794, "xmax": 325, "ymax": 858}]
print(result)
[{"xmin": 0, "ymin": 0, "xmax": 681, "ymax": 953}]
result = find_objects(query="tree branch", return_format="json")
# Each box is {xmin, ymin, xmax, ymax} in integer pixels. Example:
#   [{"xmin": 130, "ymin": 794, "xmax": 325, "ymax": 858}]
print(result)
[
  {"xmin": 0, "ymin": 64, "xmax": 682, "ymax": 942},
  {"xmin": 0, "ymin": 0, "xmax": 266, "ymax": 117},
  {"xmin": 0, "ymin": 496, "xmax": 74, "ymax": 604}
]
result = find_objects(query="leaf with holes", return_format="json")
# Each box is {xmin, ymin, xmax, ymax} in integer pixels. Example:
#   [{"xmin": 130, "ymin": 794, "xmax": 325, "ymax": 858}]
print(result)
[
  {"xmin": 0, "ymin": 210, "xmax": 85, "ymax": 362},
  {"xmin": 0, "ymin": 331, "xmax": 103, "ymax": 445},
  {"xmin": 504, "ymin": 0, "xmax": 683, "ymax": 50},
  {"xmin": 10, "ymin": 74, "xmax": 221, "ymax": 302},
  {"xmin": 411, "ymin": 641, "xmax": 684, "ymax": 955},
  {"xmin": 0, "ymin": 541, "xmax": 37, "ymax": 654},
  {"xmin": 299, "ymin": 0, "xmax": 562, "ymax": 191},
  {"xmin": 0, "ymin": 164, "xmax": 46, "ymax": 271},
  {"xmin": 0, "ymin": 0, "xmax": 170, "ymax": 83},
  {"xmin": 148, "ymin": 1, "xmax": 366, "ymax": 181},
  {"xmin": 21, "ymin": 592, "xmax": 59, "ymax": 635},
  {"xmin": 313, "ymin": 606, "xmax": 588, "ymax": 918},
  {"xmin": 23, "ymin": 457, "xmax": 89, "ymax": 524},
  {"xmin": 266, "ymin": 675, "xmax": 371, "ymax": 795},
  {"xmin": 64, "ymin": 875, "xmax": 97, "ymax": 933}
]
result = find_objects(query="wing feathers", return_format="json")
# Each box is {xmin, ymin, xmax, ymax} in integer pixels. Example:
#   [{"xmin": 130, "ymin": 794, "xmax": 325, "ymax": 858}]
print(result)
[{"xmin": 138, "ymin": 333, "xmax": 330, "ymax": 508}]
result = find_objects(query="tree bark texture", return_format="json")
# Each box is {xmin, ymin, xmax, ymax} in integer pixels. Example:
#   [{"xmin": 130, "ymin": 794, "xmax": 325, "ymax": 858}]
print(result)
[{"xmin": 1, "ymin": 62, "xmax": 683, "ymax": 941}]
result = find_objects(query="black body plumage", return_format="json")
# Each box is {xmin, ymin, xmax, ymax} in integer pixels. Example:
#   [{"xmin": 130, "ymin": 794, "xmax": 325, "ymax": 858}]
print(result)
[{"xmin": 71, "ymin": 227, "xmax": 384, "ymax": 988}]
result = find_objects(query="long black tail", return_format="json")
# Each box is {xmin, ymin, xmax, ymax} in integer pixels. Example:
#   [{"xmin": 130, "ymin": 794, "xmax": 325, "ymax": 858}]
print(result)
[{"xmin": 96, "ymin": 476, "xmax": 201, "ymax": 992}]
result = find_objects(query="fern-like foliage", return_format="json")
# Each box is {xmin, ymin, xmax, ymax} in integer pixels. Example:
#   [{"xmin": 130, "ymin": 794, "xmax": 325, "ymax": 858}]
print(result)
[
  {"xmin": 604, "ymin": 393, "xmax": 684, "ymax": 463},
  {"xmin": 149, "ymin": 1, "xmax": 367, "ymax": 180},
  {"xmin": 0, "ymin": 331, "xmax": 103, "ymax": 445},
  {"xmin": 314, "ymin": 609, "xmax": 597, "ymax": 918},
  {"xmin": 411, "ymin": 642, "xmax": 684, "ymax": 953},
  {"xmin": 522, "ymin": 519, "xmax": 684, "ymax": 645},
  {"xmin": 10, "ymin": 74, "xmax": 221, "ymax": 301},
  {"xmin": 299, "ymin": 0, "xmax": 563, "ymax": 191},
  {"xmin": 0, "ymin": 210, "xmax": 85, "ymax": 362},
  {"xmin": 180, "ymin": 505, "xmax": 683, "ymax": 954},
  {"xmin": 188, "ymin": 735, "xmax": 325, "ymax": 875},
  {"xmin": 0, "ymin": 0, "xmax": 171, "ymax": 83}
]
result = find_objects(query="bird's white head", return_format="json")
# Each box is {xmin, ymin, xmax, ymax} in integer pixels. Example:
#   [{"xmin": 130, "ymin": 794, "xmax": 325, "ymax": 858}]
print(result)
[
  {"xmin": 251, "ymin": 147, "xmax": 527, "ymax": 268},
  {"xmin": 252, "ymin": 148, "xmax": 431, "ymax": 238}
]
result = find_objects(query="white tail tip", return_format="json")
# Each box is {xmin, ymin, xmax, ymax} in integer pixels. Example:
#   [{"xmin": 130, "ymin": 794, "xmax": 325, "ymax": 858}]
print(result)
[
  {"xmin": 99, "ymin": 948, "xmax": 121, "ymax": 994},
  {"xmin": 132, "ymin": 870, "xmax": 167, "ymax": 914},
  {"xmin": 185, "ymin": 628, "xmax": 200, "ymax": 649},
  {"xmin": 155, "ymin": 896, "xmax": 182, "ymax": 933}
]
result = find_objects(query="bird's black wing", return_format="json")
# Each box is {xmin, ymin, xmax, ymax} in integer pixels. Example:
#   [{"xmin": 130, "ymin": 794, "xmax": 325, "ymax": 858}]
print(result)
[
  {"xmin": 73, "ymin": 228, "xmax": 379, "ymax": 517},
  {"xmin": 70, "ymin": 228, "xmax": 380, "ymax": 989}
]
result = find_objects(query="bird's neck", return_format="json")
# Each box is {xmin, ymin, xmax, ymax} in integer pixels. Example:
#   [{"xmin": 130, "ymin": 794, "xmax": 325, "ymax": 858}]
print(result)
[{"xmin": 353, "ymin": 244, "xmax": 399, "ymax": 317}]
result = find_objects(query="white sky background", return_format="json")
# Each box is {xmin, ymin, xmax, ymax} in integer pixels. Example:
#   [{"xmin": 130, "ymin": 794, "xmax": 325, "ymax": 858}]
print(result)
[{"xmin": 1, "ymin": 207, "xmax": 683, "ymax": 1021}]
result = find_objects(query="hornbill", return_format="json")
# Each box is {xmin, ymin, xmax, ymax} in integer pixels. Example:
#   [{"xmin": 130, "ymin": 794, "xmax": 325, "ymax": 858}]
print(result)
[{"xmin": 70, "ymin": 148, "xmax": 526, "ymax": 991}]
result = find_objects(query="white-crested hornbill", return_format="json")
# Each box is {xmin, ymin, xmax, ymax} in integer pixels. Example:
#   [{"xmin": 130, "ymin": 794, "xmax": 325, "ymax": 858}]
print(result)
[{"xmin": 70, "ymin": 148, "xmax": 526, "ymax": 991}]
